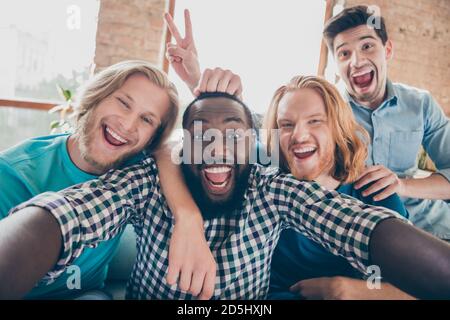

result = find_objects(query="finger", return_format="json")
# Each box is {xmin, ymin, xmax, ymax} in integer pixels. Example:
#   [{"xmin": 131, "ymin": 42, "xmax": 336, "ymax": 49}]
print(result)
[
  {"xmin": 225, "ymin": 75, "xmax": 242, "ymax": 96},
  {"xmin": 195, "ymin": 69, "xmax": 212, "ymax": 94},
  {"xmin": 216, "ymin": 70, "xmax": 233, "ymax": 93},
  {"xmin": 198, "ymin": 270, "xmax": 216, "ymax": 300},
  {"xmin": 362, "ymin": 176, "xmax": 395, "ymax": 197},
  {"xmin": 164, "ymin": 12, "xmax": 183, "ymax": 44},
  {"xmin": 167, "ymin": 45, "xmax": 188, "ymax": 59},
  {"xmin": 166, "ymin": 263, "xmax": 181, "ymax": 285},
  {"xmin": 178, "ymin": 267, "xmax": 193, "ymax": 292},
  {"xmin": 184, "ymin": 9, "xmax": 194, "ymax": 41},
  {"xmin": 373, "ymin": 184, "xmax": 397, "ymax": 201},
  {"xmin": 354, "ymin": 168, "xmax": 388, "ymax": 189},
  {"xmin": 188, "ymin": 271, "xmax": 206, "ymax": 297},
  {"xmin": 359, "ymin": 165, "xmax": 383, "ymax": 178},
  {"xmin": 355, "ymin": 165, "xmax": 383, "ymax": 187},
  {"xmin": 289, "ymin": 280, "xmax": 306, "ymax": 293},
  {"xmin": 206, "ymin": 68, "xmax": 224, "ymax": 92}
]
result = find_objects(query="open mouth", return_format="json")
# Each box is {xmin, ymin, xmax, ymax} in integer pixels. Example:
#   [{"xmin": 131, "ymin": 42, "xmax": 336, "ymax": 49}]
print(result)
[
  {"xmin": 293, "ymin": 146, "xmax": 317, "ymax": 160},
  {"xmin": 202, "ymin": 165, "xmax": 233, "ymax": 193},
  {"xmin": 352, "ymin": 70, "xmax": 375, "ymax": 89},
  {"xmin": 102, "ymin": 124, "xmax": 128, "ymax": 147}
]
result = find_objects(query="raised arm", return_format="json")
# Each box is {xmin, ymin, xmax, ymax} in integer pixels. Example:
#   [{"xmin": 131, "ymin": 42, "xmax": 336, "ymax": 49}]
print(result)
[
  {"xmin": 164, "ymin": 9, "xmax": 201, "ymax": 93},
  {"xmin": 274, "ymin": 176, "xmax": 450, "ymax": 299}
]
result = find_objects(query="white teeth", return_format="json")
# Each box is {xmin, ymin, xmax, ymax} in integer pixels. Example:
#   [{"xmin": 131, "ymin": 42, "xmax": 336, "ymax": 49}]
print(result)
[
  {"xmin": 210, "ymin": 181, "xmax": 227, "ymax": 188},
  {"xmin": 294, "ymin": 147, "xmax": 316, "ymax": 154},
  {"xmin": 204, "ymin": 166, "xmax": 232, "ymax": 174},
  {"xmin": 106, "ymin": 126, "xmax": 128, "ymax": 144},
  {"xmin": 352, "ymin": 70, "xmax": 372, "ymax": 77}
]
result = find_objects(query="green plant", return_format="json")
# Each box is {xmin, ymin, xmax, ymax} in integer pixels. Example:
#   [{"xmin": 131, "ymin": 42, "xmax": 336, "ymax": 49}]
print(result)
[{"xmin": 49, "ymin": 85, "xmax": 75, "ymax": 134}]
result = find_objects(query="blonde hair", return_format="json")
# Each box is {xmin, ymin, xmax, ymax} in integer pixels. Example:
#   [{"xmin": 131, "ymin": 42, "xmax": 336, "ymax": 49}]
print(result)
[
  {"xmin": 75, "ymin": 60, "xmax": 179, "ymax": 152},
  {"xmin": 263, "ymin": 75, "xmax": 368, "ymax": 183}
]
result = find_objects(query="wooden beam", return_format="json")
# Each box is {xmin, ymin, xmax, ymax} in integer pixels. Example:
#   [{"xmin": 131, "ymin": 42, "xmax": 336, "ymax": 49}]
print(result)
[
  {"xmin": 163, "ymin": 0, "xmax": 176, "ymax": 73},
  {"xmin": 0, "ymin": 98, "xmax": 59, "ymax": 111},
  {"xmin": 317, "ymin": 0, "xmax": 335, "ymax": 77}
]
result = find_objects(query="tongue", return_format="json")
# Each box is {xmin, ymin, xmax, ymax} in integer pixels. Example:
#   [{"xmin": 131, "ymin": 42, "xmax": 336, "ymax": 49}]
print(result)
[
  {"xmin": 205, "ymin": 172, "xmax": 229, "ymax": 184},
  {"xmin": 354, "ymin": 72, "xmax": 372, "ymax": 87},
  {"xmin": 295, "ymin": 150, "xmax": 315, "ymax": 159},
  {"xmin": 104, "ymin": 127, "xmax": 125, "ymax": 146}
]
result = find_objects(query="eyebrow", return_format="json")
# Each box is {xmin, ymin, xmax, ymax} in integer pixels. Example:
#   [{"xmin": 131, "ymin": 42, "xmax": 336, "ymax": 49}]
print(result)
[
  {"xmin": 335, "ymin": 35, "xmax": 378, "ymax": 51},
  {"xmin": 223, "ymin": 116, "xmax": 245, "ymax": 125}
]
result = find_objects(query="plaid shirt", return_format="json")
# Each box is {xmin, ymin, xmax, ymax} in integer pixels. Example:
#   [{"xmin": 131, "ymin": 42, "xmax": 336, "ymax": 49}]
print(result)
[{"xmin": 11, "ymin": 156, "xmax": 404, "ymax": 299}]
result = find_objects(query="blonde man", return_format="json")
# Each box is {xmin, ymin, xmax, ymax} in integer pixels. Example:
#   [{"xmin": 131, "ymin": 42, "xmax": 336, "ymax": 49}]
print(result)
[
  {"xmin": 264, "ymin": 75, "xmax": 413, "ymax": 299},
  {"xmin": 0, "ymin": 60, "xmax": 217, "ymax": 299}
]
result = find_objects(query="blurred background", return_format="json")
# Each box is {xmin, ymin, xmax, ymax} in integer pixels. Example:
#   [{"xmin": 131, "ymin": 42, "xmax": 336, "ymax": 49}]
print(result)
[{"xmin": 0, "ymin": 0, "xmax": 449, "ymax": 153}]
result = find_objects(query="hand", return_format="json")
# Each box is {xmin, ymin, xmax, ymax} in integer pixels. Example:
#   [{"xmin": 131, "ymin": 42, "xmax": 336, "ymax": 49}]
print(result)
[
  {"xmin": 194, "ymin": 67, "xmax": 243, "ymax": 99},
  {"xmin": 290, "ymin": 277, "xmax": 365, "ymax": 300},
  {"xmin": 290, "ymin": 277, "xmax": 416, "ymax": 300},
  {"xmin": 164, "ymin": 9, "xmax": 201, "ymax": 91},
  {"xmin": 166, "ymin": 214, "xmax": 216, "ymax": 300},
  {"xmin": 354, "ymin": 165, "xmax": 406, "ymax": 201}
]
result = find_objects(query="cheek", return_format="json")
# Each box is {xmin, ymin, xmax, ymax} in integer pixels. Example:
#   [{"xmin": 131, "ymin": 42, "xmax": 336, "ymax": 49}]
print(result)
[{"xmin": 137, "ymin": 126, "xmax": 157, "ymax": 148}]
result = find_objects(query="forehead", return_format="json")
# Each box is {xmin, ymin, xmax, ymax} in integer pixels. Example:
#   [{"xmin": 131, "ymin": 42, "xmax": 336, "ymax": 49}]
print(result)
[
  {"xmin": 277, "ymin": 88, "xmax": 326, "ymax": 118},
  {"xmin": 333, "ymin": 24, "xmax": 380, "ymax": 50},
  {"xmin": 186, "ymin": 97, "xmax": 248, "ymax": 128}
]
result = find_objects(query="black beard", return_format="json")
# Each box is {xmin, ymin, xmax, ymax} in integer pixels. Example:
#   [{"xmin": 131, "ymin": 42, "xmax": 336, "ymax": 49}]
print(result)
[{"xmin": 181, "ymin": 164, "xmax": 252, "ymax": 220}]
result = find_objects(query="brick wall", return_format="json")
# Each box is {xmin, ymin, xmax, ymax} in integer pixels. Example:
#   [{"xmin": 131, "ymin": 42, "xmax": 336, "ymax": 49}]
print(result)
[
  {"xmin": 344, "ymin": 0, "xmax": 450, "ymax": 116},
  {"xmin": 94, "ymin": 0, "xmax": 167, "ymax": 70}
]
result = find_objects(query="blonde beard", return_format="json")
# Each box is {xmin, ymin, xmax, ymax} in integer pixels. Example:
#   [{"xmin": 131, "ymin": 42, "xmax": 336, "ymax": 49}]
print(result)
[
  {"xmin": 76, "ymin": 112, "xmax": 137, "ymax": 174},
  {"xmin": 288, "ymin": 151, "xmax": 334, "ymax": 182}
]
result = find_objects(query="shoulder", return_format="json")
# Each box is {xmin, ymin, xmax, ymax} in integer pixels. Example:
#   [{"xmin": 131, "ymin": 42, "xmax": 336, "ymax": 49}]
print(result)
[
  {"xmin": 258, "ymin": 166, "xmax": 327, "ymax": 202},
  {"xmin": 392, "ymin": 82, "xmax": 434, "ymax": 107},
  {"xmin": 0, "ymin": 134, "xmax": 68, "ymax": 168}
]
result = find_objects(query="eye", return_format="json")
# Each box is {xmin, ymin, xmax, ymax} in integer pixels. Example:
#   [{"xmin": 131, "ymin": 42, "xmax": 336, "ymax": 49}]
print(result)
[
  {"xmin": 141, "ymin": 116, "xmax": 154, "ymax": 126},
  {"xmin": 338, "ymin": 50, "xmax": 349, "ymax": 59},
  {"xmin": 117, "ymin": 97, "xmax": 130, "ymax": 109},
  {"xmin": 279, "ymin": 122, "xmax": 294, "ymax": 129},
  {"xmin": 362, "ymin": 43, "xmax": 374, "ymax": 51},
  {"xmin": 226, "ymin": 132, "xmax": 243, "ymax": 142}
]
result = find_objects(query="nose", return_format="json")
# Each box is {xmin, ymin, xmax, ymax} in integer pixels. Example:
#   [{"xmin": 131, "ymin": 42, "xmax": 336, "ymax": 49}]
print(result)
[
  {"xmin": 207, "ymin": 137, "xmax": 234, "ymax": 163},
  {"xmin": 120, "ymin": 113, "xmax": 139, "ymax": 133},
  {"xmin": 350, "ymin": 50, "xmax": 365, "ymax": 68},
  {"xmin": 291, "ymin": 124, "xmax": 310, "ymax": 144}
]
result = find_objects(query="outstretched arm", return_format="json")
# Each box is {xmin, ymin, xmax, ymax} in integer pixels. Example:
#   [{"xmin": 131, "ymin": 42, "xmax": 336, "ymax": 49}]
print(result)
[
  {"xmin": 0, "ymin": 207, "xmax": 61, "ymax": 299},
  {"xmin": 0, "ymin": 159, "xmax": 157, "ymax": 299},
  {"xmin": 276, "ymin": 177, "xmax": 450, "ymax": 299}
]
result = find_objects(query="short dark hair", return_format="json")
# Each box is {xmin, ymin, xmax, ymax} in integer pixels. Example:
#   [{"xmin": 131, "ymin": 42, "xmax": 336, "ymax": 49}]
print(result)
[
  {"xmin": 323, "ymin": 5, "xmax": 388, "ymax": 51},
  {"xmin": 182, "ymin": 92, "xmax": 255, "ymax": 129}
]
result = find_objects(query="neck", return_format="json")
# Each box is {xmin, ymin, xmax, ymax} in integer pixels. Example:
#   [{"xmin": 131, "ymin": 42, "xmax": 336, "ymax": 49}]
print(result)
[
  {"xmin": 67, "ymin": 134, "xmax": 104, "ymax": 175},
  {"xmin": 352, "ymin": 79, "xmax": 388, "ymax": 110},
  {"xmin": 314, "ymin": 174, "xmax": 341, "ymax": 190}
]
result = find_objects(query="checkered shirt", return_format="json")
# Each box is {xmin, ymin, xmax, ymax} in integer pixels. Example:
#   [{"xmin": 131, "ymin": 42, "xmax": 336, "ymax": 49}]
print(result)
[{"xmin": 11, "ymin": 156, "xmax": 405, "ymax": 299}]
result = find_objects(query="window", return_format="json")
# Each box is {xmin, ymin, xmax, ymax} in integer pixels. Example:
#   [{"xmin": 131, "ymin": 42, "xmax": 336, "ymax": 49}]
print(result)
[
  {"xmin": 168, "ymin": 0, "xmax": 326, "ymax": 115},
  {"xmin": 0, "ymin": 0, "xmax": 100, "ymax": 151},
  {"xmin": 0, "ymin": 0, "xmax": 100, "ymax": 101}
]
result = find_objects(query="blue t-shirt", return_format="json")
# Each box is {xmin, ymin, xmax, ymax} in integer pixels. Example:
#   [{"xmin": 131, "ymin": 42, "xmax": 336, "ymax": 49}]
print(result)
[
  {"xmin": 0, "ymin": 134, "xmax": 142, "ymax": 299},
  {"xmin": 268, "ymin": 182, "xmax": 409, "ymax": 299}
]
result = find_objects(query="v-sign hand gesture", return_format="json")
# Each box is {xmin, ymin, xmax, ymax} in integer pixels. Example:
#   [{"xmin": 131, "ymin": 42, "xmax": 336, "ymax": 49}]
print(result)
[{"xmin": 164, "ymin": 9, "xmax": 201, "ymax": 92}]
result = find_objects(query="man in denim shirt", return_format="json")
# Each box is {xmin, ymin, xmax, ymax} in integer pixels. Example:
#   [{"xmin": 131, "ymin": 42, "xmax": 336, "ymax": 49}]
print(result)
[{"xmin": 323, "ymin": 6, "xmax": 450, "ymax": 239}]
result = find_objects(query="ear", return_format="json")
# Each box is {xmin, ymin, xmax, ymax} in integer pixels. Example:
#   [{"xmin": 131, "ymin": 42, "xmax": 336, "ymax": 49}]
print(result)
[{"xmin": 385, "ymin": 39, "xmax": 394, "ymax": 61}]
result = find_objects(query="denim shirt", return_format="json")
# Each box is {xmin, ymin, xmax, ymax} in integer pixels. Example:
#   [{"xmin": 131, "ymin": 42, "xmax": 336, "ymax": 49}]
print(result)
[{"xmin": 345, "ymin": 81, "xmax": 450, "ymax": 239}]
